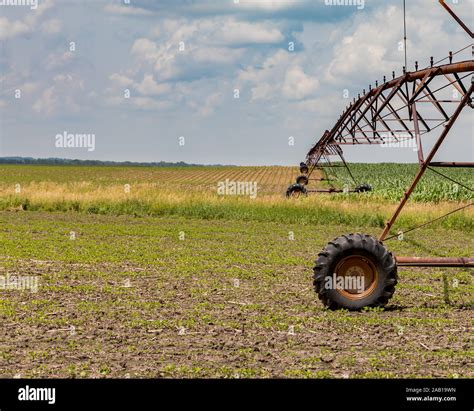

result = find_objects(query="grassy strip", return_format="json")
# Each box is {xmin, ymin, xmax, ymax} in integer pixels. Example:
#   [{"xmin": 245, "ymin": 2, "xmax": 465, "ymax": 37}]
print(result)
[{"xmin": 1, "ymin": 194, "xmax": 472, "ymax": 232}]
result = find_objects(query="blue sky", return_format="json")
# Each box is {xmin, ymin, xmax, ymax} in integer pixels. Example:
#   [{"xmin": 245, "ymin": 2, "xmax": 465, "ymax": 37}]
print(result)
[{"xmin": 0, "ymin": 0, "xmax": 472, "ymax": 165}]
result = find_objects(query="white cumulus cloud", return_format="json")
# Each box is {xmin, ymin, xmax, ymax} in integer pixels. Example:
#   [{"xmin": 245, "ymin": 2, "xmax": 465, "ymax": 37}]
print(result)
[{"xmin": 283, "ymin": 66, "xmax": 319, "ymax": 100}]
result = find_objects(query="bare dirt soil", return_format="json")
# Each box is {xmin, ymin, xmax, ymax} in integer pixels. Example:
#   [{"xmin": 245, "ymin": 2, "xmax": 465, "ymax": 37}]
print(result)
[{"xmin": 0, "ymin": 211, "xmax": 472, "ymax": 378}]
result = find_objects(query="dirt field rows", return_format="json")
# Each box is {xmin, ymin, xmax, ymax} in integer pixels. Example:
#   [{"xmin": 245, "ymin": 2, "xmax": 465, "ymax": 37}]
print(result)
[{"xmin": 0, "ymin": 165, "xmax": 299, "ymax": 196}]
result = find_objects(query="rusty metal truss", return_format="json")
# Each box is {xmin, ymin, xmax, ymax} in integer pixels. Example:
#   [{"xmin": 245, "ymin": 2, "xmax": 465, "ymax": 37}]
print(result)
[
  {"xmin": 297, "ymin": 1, "xmax": 474, "ymax": 195},
  {"xmin": 302, "ymin": 0, "xmax": 474, "ymax": 283},
  {"xmin": 302, "ymin": 50, "xmax": 474, "ymax": 189}
]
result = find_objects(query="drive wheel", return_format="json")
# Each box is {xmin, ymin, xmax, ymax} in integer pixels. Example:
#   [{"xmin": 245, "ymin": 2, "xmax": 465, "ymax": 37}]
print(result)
[
  {"xmin": 286, "ymin": 184, "xmax": 307, "ymax": 198},
  {"xmin": 296, "ymin": 175, "xmax": 309, "ymax": 185},
  {"xmin": 355, "ymin": 184, "xmax": 372, "ymax": 193},
  {"xmin": 313, "ymin": 233, "xmax": 397, "ymax": 310},
  {"xmin": 300, "ymin": 163, "xmax": 309, "ymax": 174}
]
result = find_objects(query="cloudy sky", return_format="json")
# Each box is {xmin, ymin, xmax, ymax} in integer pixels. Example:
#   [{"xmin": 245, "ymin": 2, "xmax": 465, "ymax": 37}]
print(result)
[{"xmin": 0, "ymin": 0, "xmax": 472, "ymax": 165}]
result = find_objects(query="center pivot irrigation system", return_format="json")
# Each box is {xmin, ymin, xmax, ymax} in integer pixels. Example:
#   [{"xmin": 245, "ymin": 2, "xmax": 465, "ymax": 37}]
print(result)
[{"xmin": 294, "ymin": 1, "xmax": 473, "ymax": 309}]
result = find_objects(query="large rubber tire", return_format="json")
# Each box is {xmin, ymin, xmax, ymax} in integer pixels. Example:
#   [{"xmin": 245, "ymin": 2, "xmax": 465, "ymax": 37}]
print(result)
[
  {"xmin": 296, "ymin": 175, "xmax": 309, "ymax": 185},
  {"xmin": 286, "ymin": 184, "xmax": 308, "ymax": 198},
  {"xmin": 299, "ymin": 162, "xmax": 309, "ymax": 174},
  {"xmin": 355, "ymin": 184, "xmax": 372, "ymax": 193},
  {"xmin": 313, "ymin": 234, "xmax": 397, "ymax": 310}
]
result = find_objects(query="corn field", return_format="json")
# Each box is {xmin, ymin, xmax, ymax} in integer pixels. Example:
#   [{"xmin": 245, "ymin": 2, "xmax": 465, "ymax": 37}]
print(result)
[{"xmin": 330, "ymin": 163, "xmax": 473, "ymax": 202}]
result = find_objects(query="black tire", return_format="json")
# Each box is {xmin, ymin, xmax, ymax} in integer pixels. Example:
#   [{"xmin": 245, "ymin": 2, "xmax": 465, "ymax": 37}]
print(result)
[
  {"xmin": 299, "ymin": 162, "xmax": 309, "ymax": 174},
  {"xmin": 313, "ymin": 233, "xmax": 397, "ymax": 310},
  {"xmin": 286, "ymin": 184, "xmax": 308, "ymax": 198},
  {"xmin": 355, "ymin": 183, "xmax": 372, "ymax": 193},
  {"xmin": 296, "ymin": 175, "xmax": 309, "ymax": 185}
]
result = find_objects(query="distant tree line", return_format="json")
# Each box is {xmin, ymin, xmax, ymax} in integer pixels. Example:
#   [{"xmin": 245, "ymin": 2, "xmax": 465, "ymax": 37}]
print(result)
[{"xmin": 0, "ymin": 157, "xmax": 229, "ymax": 167}]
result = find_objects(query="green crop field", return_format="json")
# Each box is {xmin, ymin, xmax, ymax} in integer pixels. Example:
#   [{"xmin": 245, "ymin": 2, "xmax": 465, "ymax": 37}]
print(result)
[
  {"xmin": 331, "ymin": 163, "xmax": 473, "ymax": 202},
  {"xmin": 0, "ymin": 164, "xmax": 472, "ymax": 378}
]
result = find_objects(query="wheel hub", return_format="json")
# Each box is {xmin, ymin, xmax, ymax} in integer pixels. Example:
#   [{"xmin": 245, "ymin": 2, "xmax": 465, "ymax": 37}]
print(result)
[{"xmin": 334, "ymin": 255, "xmax": 379, "ymax": 300}]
